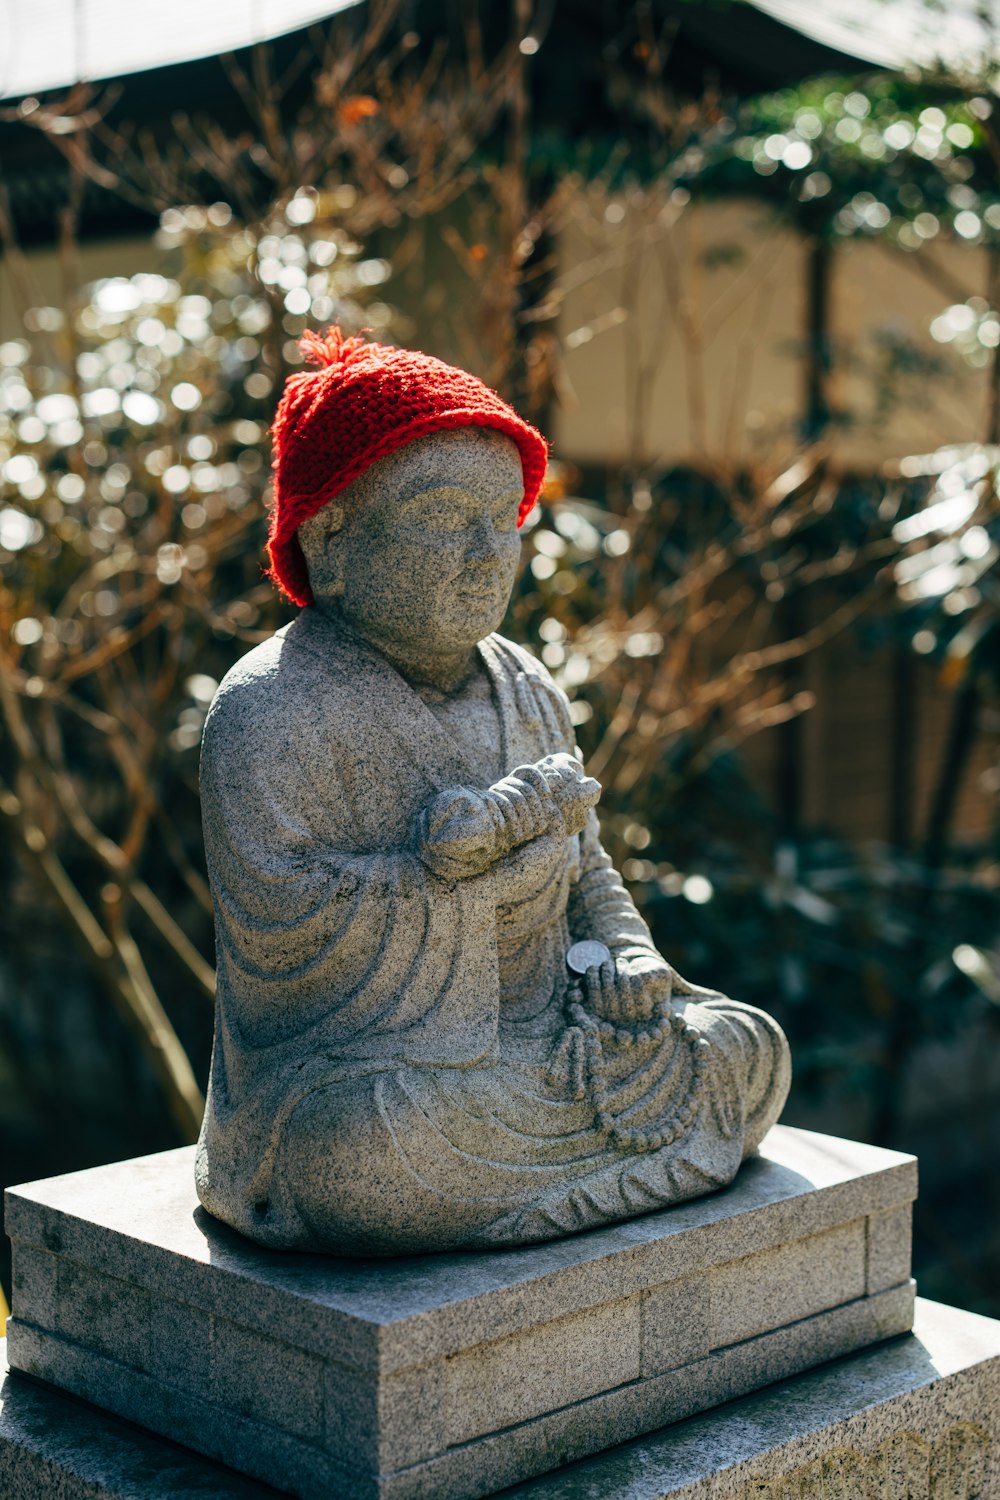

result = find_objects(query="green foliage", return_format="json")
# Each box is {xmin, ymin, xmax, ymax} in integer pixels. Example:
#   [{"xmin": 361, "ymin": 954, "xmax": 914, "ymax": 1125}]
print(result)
[{"xmin": 698, "ymin": 73, "xmax": 996, "ymax": 248}]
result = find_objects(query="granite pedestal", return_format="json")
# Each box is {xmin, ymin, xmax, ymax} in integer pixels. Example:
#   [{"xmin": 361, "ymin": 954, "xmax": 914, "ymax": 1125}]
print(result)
[
  {"xmin": 3, "ymin": 1299, "xmax": 998, "ymax": 1498},
  {"xmin": 4, "ymin": 1126, "xmax": 916, "ymax": 1500}
]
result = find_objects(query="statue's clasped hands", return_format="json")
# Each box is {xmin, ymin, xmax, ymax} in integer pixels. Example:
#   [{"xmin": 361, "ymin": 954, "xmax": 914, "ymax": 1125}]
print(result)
[
  {"xmin": 573, "ymin": 951, "xmax": 673, "ymax": 1026},
  {"xmin": 549, "ymin": 948, "xmax": 682, "ymax": 1134},
  {"xmin": 414, "ymin": 752, "xmax": 601, "ymax": 883}
]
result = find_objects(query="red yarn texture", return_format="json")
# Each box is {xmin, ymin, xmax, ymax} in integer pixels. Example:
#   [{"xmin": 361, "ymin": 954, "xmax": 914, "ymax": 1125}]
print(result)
[{"xmin": 266, "ymin": 328, "xmax": 550, "ymax": 606}]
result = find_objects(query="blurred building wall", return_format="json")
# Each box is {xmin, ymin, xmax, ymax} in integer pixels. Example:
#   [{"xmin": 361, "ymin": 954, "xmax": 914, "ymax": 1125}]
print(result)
[{"xmin": 554, "ymin": 196, "xmax": 988, "ymax": 469}]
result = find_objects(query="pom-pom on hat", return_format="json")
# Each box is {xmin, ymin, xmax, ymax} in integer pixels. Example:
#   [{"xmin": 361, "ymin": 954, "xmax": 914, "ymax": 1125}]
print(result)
[{"xmin": 266, "ymin": 327, "xmax": 549, "ymax": 606}]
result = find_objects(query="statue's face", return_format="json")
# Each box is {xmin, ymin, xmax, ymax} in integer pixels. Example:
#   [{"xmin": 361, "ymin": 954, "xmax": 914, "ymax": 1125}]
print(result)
[{"xmin": 298, "ymin": 427, "xmax": 524, "ymax": 656}]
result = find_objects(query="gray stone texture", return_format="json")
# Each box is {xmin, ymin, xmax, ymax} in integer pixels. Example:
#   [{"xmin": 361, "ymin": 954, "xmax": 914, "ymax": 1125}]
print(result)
[
  {"xmin": 6, "ymin": 1125, "xmax": 917, "ymax": 1500},
  {"xmin": 867, "ymin": 1202, "xmax": 914, "ymax": 1295},
  {"xmin": 3, "ymin": 1299, "xmax": 998, "ymax": 1499},
  {"xmin": 501, "ymin": 1297, "xmax": 1000, "ymax": 1499},
  {"xmin": 0, "ymin": 1339, "xmax": 282, "ymax": 1499},
  {"xmin": 195, "ymin": 426, "xmax": 791, "ymax": 1256}
]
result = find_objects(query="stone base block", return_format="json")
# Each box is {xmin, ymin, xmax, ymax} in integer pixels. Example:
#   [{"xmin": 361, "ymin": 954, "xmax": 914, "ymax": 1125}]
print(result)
[
  {"xmin": 3, "ymin": 1300, "xmax": 998, "ymax": 1498},
  {"xmin": 0, "ymin": 1338, "xmax": 280, "ymax": 1498},
  {"xmin": 4, "ymin": 1126, "xmax": 917, "ymax": 1500}
]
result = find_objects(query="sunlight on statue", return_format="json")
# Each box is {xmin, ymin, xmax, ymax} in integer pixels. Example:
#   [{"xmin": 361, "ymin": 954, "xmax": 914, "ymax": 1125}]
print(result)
[{"xmin": 195, "ymin": 330, "xmax": 791, "ymax": 1254}]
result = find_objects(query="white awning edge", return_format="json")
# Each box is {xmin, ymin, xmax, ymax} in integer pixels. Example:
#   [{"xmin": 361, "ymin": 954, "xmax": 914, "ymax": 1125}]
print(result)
[
  {"xmin": 0, "ymin": 0, "xmax": 364, "ymax": 103},
  {"xmin": 749, "ymin": 0, "xmax": 1000, "ymax": 78}
]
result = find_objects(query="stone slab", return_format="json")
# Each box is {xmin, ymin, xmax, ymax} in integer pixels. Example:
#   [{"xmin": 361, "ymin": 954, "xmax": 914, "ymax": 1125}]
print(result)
[
  {"xmin": 4, "ymin": 1126, "xmax": 917, "ymax": 1500},
  {"xmin": 2, "ymin": 1300, "xmax": 998, "ymax": 1499},
  {"xmin": 0, "ymin": 1340, "xmax": 282, "ymax": 1498},
  {"xmin": 502, "ymin": 1297, "xmax": 1000, "ymax": 1499}
]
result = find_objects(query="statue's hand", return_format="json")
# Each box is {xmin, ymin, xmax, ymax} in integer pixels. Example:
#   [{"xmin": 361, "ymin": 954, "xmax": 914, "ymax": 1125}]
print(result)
[
  {"xmin": 496, "ymin": 753, "xmax": 600, "ymax": 842},
  {"xmin": 414, "ymin": 787, "xmax": 501, "ymax": 881},
  {"xmin": 529, "ymin": 753, "xmax": 602, "ymax": 837},
  {"xmin": 578, "ymin": 952, "xmax": 673, "ymax": 1023},
  {"xmin": 415, "ymin": 755, "xmax": 600, "ymax": 882}
]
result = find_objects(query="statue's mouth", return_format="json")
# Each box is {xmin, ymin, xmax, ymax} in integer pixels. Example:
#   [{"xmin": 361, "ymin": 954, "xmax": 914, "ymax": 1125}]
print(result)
[{"xmin": 456, "ymin": 578, "xmax": 503, "ymax": 600}]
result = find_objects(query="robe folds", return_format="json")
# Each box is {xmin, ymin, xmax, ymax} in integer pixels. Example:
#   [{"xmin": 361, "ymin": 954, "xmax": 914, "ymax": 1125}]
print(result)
[{"xmin": 196, "ymin": 608, "xmax": 790, "ymax": 1254}]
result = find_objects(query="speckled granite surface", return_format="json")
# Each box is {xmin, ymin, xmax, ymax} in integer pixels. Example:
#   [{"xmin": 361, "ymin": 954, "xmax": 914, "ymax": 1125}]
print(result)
[
  {"xmin": 5, "ymin": 1126, "xmax": 915, "ymax": 1500},
  {"xmin": 2, "ymin": 1300, "xmax": 997, "ymax": 1499},
  {"xmin": 0, "ymin": 1338, "xmax": 281, "ymax": 1498},
  {"xmin": 196, "ymin": 428, "xmax": 790, "ymax": 1257}
]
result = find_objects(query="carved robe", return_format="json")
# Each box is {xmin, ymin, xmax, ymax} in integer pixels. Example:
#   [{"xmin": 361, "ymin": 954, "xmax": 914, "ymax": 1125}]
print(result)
[{"xmin": 196, "ymin": 608, "xmax": 789, "ymax": 1253}]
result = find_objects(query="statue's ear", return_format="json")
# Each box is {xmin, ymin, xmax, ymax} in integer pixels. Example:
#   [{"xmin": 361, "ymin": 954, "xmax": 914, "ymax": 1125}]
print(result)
[
  {"xmin": 321, "ymin": 504, "xmax": 345, "ymax": 596},
  {"xmin": 299, "ymin": 503, "xmax": 346, "ymax": 599}
]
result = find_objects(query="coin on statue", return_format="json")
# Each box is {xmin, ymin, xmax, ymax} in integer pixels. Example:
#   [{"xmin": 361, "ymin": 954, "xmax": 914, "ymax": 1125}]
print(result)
[{"xmin": 566, "ymin": 940, "xmax": 613, "ymax": 975}]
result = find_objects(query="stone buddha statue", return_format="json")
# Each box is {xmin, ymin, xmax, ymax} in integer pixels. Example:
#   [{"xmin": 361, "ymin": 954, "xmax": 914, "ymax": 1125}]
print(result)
[{"xmin": 195, "ymin": 330, "xmax": 790, "ymax": 1255}]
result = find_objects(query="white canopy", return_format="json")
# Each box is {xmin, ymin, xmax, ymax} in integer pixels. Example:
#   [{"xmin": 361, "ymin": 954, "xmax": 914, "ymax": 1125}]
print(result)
[
  {"xmin": 3, "ymin": 0, "xmax": 995, "ymax": 106},
  {"xmin": 750, "ymin": 0, "xmax": 1000, "ymax": 76},
  {"xmin": 0, "ymin": 0, "xmax": 362, "ymax": 102}
]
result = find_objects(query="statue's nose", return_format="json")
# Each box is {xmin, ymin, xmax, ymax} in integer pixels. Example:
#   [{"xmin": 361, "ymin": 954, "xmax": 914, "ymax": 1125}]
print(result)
[{"xmin": 464, "ymin": 516, "xmax": 502, "ymax": 562}]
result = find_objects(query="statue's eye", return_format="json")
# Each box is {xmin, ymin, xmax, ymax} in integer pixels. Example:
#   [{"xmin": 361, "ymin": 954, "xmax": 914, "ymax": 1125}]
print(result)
[
  {"xmin": 421, "ymin": 499, "xmax": 467, "ymax": 531},
  {"xmin": 492, "ymin": 502, "xmax": 519, "ymax": 533},
  {"xmin": 489, "ymin": 489, "xmax": 523, "ymax": 533},
  {"xmin": 398, "ymin": 489, "xmax": 467, "ymax": 529}
]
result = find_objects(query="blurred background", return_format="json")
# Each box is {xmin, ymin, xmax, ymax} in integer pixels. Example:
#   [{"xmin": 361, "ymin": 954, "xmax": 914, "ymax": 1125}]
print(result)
[{"xmin": 1, "ymin": 0, "xmax": 999, "ymax": 1322}]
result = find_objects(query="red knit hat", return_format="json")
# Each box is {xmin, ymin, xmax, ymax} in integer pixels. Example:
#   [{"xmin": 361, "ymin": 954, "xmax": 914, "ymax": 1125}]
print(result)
[{"xmin": 265, "ymin": 328, "xmax": 549, "ymax": 606}]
